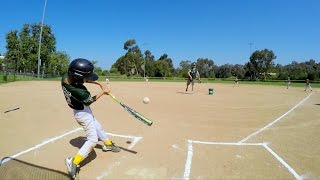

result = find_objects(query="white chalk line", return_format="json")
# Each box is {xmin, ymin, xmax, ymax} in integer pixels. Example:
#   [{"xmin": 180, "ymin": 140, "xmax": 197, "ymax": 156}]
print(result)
[
  {"xmin": 105, "ymin": 132, "xmax": 142, "ymax": 149},
  {"xmin": 1, "ymin": 128, "xmax": 82, "ymax": 164},
  {"xmin": 106, "ymin": 132, "xmax": 141, "ymax": 140},
  {"xmin": 191, "ymin": 140, "xmax": 265, "ymax": 146},
  {"xmin": 238, "ymin": 92, "xmax": 313, "ymax": 143},
  {"xmin": 96, "ymin": 136, "xmax": 142, "ymax": 180},
  {"xmin": 263, "ymin": 144, "xmax": 302, "ymax": 180},
  {"xmin": 184, "ymin": 140, "xmax": 302, "ymax": 180},
  {"xmin": 1, "ymin": 128, "xmax": 142, "ymax": 165},
  {"xmin": 96, "ymin": 160, "xmax": 122, "ymax": 180},
  {"xmin": 183, "ymin": 93, "xmax": 313, "ymax": 180},
  {"xmin": 128, "ymin": 136, "xmax": 142, "ymax": 149},
  {"xmin": 183, "ymin": 141, "xmax": 266, "ymax": 180},
  {"xmin": 183, "ymin": 140, "xmax": 193, "ymax": 180}
]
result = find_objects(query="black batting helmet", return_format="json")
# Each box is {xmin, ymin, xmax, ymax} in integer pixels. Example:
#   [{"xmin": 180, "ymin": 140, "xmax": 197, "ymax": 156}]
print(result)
[{"xmin": 68, "ymin": 58, "xmax": 98, "ymax": 82}]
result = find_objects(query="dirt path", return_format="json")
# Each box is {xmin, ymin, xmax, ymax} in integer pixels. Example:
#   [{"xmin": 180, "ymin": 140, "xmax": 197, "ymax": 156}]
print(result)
[{"xmin": 0, "ymin": 81, "xmax": 319, "ymax": 179}]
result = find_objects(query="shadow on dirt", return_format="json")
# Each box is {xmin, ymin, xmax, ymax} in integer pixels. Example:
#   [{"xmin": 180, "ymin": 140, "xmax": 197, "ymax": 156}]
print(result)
[
  {"xmin": 176, "ymin": 91, "xmax": 194, "ymax": 95},
  {"xmin": 69, "ymin": 137, "xmax": 97, "ymax": 168},
  {"xmin": 0, "ymin": 157, "xmax": 69, "ymax": 179}
]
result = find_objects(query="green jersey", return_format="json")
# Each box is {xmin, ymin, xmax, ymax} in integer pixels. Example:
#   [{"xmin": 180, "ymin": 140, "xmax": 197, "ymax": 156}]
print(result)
[{"xmin": 61, "ymin": 77, "xmax": 96, "ymax": 110}]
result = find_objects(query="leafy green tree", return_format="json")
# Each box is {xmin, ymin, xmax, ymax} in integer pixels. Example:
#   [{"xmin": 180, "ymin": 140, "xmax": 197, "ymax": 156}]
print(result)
[
  {"xmin": 196, "ymin": 58, "xmax": 215, "ymax": 78},
  {"xmin": 283, "ymin": 60, "xmax": 319, "ymax": 80},
  {"xmin": 270, "ymin": 64, "xmax": 285, "ymax": 80},
  {"xmin": 101, "ymin": 70, "xmax": 108, "ymax": 76},
  {"xmin": 19, "ymin": 24, "xmax": 33, "ymax": 72},
  {"xmin": 249, "ymin": 49, "xmax": 276, "ymax": 81},
  {"xmin": 87, "ymin": 60, "xmax": 108, "ymax": 76},
  {"xmin": 4, "ymin": 23, "xmax": 56, "ymax": 76},
  {"xmin": 244, "ymin": 62, "xmax": 256, "ymax": 80},
  {"xmin": 158, "ymin": 54, "xmax": 174, "ymax": 76},
  {"xmin": 94, "ymin": 67, "xmax": 103, "ymax": 75},
  {"xmin": 304, "ymin": 59, "xmax": 318, "ymax": 80},
  {"xmin": 143, "ymin": 50, "xmax": 156, "ymax": 77},
  {"xmin": 109, "ymin": 65, "xmax": 121, "ymax": 75},
  {"xmin": 124, "ymin": 39, "xmax": 136, "ymax": 50},
  {"xmin": 216, "ymin": 64, "xmax": 233, "ymax": 78},
  {"xmin": 48, "ymin": 51, "xmax": 70, "ymax": 76},
  {"xmin": 112, "ymin": 55, "xmax": 127, "ymax": 75},
  {"xmin": 287, "ymin": 61, "xmax": 307, "ymax": 80},
  {"xmin": 5, "ymin": 30, "xmax": 20, "ymax": 75},
  {"xmin": 155, "ymin": 60, "xmax": 171, "ymax": 77},
  {"xmin": 231, "ymin": 64, "xmax": 245, "ymax": 79},
  {"xmin": 123, "ymin": 39, "xmax": 143, "ymax": 76},
  {"xmin": 30, "ymin": 23, "xmax": 56, "ymax": 75},
  {"xmin": 177, "ymin": 60, "xmax": 192, "ymax": 78}
]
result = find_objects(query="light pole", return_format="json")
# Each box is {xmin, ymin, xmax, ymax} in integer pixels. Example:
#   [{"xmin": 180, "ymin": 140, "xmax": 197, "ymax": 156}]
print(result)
[{"xmin": 37, "ymin": 0, "xmax": 48, "ymax": 78}]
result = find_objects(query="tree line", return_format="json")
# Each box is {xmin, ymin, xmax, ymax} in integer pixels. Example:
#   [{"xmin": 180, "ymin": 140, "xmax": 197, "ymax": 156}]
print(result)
[
  {"xmin": 1, "ymin": 23, "xmax": 319, "ymax": 81},
  {"xmin": 1, "ymin": 23, "xmax": 69, "ymax": 77}
]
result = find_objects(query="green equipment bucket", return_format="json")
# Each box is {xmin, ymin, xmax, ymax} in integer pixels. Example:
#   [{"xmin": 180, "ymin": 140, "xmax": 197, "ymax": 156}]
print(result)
[{"xmin": 209, "ymin": 88, "xmax": 214, "ymax": 95}]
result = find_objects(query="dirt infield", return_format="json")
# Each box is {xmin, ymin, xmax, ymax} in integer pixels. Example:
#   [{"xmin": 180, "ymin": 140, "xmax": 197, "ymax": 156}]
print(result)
[{"xmin": 0, "ymin": 81, "xmax": 319, "ymax": 179}]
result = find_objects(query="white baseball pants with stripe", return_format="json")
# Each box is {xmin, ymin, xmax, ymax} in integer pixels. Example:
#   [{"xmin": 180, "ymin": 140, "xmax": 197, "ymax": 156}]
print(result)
[{"xmin": 73, "ymin": 106, "xmax": 108, "ymax": 158}]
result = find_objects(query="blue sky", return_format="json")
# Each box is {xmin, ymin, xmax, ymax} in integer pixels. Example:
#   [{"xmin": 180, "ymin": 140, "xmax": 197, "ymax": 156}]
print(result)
[{"xmin": 1, "ymin": 0, "xmax": 319, "ymax": 70}]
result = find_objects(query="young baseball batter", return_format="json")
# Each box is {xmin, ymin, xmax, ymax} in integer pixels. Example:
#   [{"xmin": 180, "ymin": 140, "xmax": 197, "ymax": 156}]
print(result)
[
  {"xmin": 186, "ymin": 62, "xmax": 200, "ymax": 92},
  {"xmin": 61, "ymin": 58, "xmax": 120, "ymax": 179}
]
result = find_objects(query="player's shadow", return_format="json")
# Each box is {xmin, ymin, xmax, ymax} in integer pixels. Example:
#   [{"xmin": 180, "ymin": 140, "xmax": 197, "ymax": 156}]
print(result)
[
  {"xmin": 70, "ymin": 137, "xmax": 138, "ymax": 164},
  {"xmin": 315, "ymin": 104, "xmax": 320, "ymax": 106},
  {"xmin": 176, "ymin": 91, "xmax": 194, "ymax": 95},
  {"xmin": 69, "ymin": 136, "xmax": 97, "ymax": 168}
]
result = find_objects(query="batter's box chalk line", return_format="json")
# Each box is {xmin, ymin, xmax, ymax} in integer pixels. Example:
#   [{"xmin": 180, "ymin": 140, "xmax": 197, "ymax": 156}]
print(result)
[
  {"xmin": 2, "ymin": 127, "xmax": 142, "ymax": 165},
  {"xmin": 96, "ymin": 133, "xmax": 142, "ymax": 180},
  {"xmin": 183, "ymin": 140, "xmax": 302, "ymax": 180},
  {"xmin": 183, "ymin": 93, "xmax": 313, "ymax": 180}
]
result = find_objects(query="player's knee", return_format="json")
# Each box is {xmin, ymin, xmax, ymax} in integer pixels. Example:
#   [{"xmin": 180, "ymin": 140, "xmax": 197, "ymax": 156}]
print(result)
[{"xmin": 88, "ymin": 139, "xmax": 98, "ymax": 149}]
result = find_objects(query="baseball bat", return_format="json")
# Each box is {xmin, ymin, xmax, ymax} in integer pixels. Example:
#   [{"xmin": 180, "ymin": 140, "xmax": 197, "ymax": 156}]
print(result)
[{"xmin": 109, "ymin": 93, "xmax": 153, "ymax": 126}]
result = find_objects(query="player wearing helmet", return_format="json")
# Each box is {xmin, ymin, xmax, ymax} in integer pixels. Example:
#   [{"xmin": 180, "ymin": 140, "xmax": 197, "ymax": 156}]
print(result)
[
  {"xmin": 186, "ymin": 62, "xmax": 200, "ymax": 92},
  {"xmin": 61, "ymin": 58, "xmax": 120, "ymax": 179}
]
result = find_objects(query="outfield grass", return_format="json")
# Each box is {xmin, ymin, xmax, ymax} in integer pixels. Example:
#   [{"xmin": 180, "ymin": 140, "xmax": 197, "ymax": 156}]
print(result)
[{"xmin": 1, "ymin": 74, "xmax": 319, "ymax": 88}]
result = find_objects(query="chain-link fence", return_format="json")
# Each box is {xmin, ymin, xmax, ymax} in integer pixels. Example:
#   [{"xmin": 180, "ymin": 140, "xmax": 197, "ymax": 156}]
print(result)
[{"xmin": 0, "ymin": 71, "xmax": 62, "ymax": 83}]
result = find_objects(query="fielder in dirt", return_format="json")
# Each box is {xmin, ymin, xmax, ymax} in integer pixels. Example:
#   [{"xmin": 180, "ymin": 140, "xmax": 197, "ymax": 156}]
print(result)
[
  {"xmin": 186, "ymin": 62, "xmax": 200, "ymax": 92},
  {"xmin": 61, "ymin": 58, "xmax": 120, "ymax": 179}
]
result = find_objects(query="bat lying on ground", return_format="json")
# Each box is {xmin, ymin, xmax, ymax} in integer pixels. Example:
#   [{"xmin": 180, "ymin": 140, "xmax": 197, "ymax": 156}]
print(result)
[
  {"xmin": 109, "ymin": 93, "xmax": 153, "ymax": 126},
  {"xmin": 4, "ymin": 107, "xmax": 20, "ymax": 113}
]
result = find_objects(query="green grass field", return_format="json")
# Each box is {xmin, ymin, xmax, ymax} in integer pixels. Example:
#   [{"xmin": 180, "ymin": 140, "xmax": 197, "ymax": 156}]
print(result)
[{"xmin": 1, "ymin": 73, "xmax": 319, "ymax": 88}]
